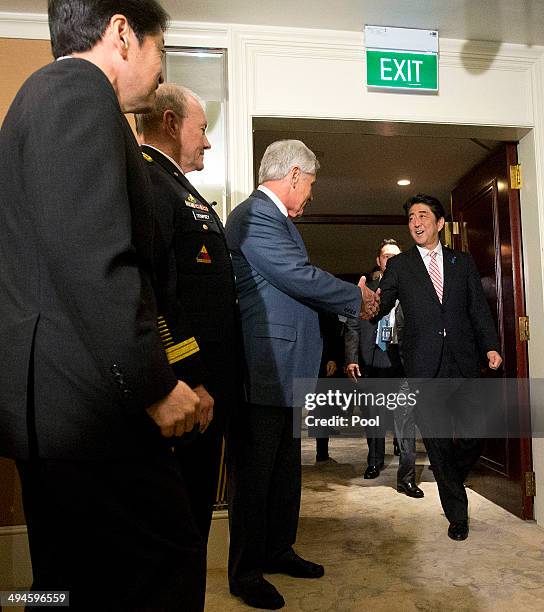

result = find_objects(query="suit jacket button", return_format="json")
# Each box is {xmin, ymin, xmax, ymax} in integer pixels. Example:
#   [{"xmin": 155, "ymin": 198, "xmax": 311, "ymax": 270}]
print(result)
[{"xmin": 111, "ymin": 364, "xmax": 121, "ymax": 374}]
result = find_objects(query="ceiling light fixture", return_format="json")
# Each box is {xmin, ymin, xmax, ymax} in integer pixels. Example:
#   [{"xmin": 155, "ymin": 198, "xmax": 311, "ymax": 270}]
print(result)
[{"xmin": 397, "ymin": 179, "xmax": 411, "ymax": 186}]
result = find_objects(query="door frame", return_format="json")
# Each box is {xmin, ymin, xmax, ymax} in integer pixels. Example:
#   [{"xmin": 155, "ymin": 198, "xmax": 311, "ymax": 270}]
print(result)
[{"xmin": 252, "ymin": 117, "xmax": 541, "ymax": 520}]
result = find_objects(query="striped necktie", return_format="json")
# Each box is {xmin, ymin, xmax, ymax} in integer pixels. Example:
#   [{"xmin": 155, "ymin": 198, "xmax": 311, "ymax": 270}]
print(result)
[{"xmin": 428, "ymin": 250, "xmax": 443, "ymax": 302}]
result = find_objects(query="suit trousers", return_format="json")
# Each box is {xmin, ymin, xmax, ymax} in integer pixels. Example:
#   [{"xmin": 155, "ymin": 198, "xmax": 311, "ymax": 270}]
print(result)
[
  {"xmin": 17, "ymin": 452, "xmax": 206, "ymax": 611},
  {"xmin": 416, "ymin": 342, "xmax": 483, "ymax": 523},
  {"xmin": 366, "ymin": 345, "xmax": 416, "ymax": 483},
  {"xmin": 363, "ymin": 366, "xmax": 388, "ymax": 465},
  {"xmin": 228, "ymin": 403, "xmax": 301, "ymax": 587},
  {"xmin": 175, "ymin": 402, "xmax": 226, "ymax": 542},
  {"xmin": 393, "ymin": 397, "xmax": 417, "ymax": 484}
]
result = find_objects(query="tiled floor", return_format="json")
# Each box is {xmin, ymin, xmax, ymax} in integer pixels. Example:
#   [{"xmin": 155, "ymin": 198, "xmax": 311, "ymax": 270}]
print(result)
[{"xmin": 206, "ymin": 437, "xmax": 544, "ymax": 611}]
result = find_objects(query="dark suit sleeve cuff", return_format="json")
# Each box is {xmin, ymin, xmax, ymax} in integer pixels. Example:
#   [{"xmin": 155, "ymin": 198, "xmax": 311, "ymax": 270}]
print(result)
[{"xmin": 170, "ymin": 350, "xmax": 207, "ymax": 389}]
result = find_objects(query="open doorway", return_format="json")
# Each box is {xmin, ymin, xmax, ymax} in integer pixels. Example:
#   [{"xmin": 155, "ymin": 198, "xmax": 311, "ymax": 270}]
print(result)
[{"xmin": 253, "ymin": 117, "xmax": 532, "ymax": 519}]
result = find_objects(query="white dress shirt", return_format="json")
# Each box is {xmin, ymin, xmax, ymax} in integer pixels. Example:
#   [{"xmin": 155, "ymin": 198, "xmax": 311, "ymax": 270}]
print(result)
[{"xmin": 258, "ymin": 185, "xmax": 288, "ymax": 217}]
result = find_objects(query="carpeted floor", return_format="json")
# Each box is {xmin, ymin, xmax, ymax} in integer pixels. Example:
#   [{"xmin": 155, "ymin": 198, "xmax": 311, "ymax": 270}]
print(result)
[{"xmin": 206, "ymin": 437, "xmax": 544, "ymax": 611}]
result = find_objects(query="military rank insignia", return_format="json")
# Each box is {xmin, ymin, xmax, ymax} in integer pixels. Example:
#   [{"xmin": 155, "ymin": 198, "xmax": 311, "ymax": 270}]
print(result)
[
  {"xmin": 142, "ymin": 152, "xmax": 153, "ymax": 162},
  {"xmin": 196, "ymin": 245, "xmax": 212, "ymax": 264}
]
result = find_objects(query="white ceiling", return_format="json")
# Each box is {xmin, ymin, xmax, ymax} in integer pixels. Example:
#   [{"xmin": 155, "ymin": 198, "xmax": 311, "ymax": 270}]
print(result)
[{"xmin": 3, "ymin": 0, "xmax": 544, "ymax": 46}]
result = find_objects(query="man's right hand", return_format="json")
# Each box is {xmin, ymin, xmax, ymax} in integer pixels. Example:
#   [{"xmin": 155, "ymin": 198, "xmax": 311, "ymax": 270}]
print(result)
[
  {"xmin": 193, "ymin": 384, "xmax": 214, "ymax": 433},
  {"xmin": 358, "ymin": 276, "xmax": 380, "ymax": 320},
  {"xmin": 346, "ymin": 363, "xmax": 361, "ymax": 381},
  {"xmin": 146, "ymin": 380, "xmax": 200, "ymax": 438}
]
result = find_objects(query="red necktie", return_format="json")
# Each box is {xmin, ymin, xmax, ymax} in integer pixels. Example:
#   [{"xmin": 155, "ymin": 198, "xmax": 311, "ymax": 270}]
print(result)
[{"xmin": 428, "ymin": 250, "xmax": 443, "ymax": 302}]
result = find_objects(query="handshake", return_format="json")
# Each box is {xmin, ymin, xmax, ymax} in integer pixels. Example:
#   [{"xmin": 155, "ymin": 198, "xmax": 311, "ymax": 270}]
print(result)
[{"xmin": 358, "ymin": 276, "xmax": 381, "ymax": 320}]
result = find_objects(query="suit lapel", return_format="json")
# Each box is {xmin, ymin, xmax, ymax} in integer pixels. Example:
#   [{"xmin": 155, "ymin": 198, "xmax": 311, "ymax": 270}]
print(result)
[
  {"xmin": 406, "ymin": 246, "xmax": 441, "ymax": 305},
  {"xmin": 287, "ymin": 218, "xmax": 308, "ymax": 255},
  {"xmin": 177, "ymin": 172, "xmax": 209, "ymax": 206},
  {"xmin": 441, "ymin": 246, "xmax": 458, "ymax": 304}
]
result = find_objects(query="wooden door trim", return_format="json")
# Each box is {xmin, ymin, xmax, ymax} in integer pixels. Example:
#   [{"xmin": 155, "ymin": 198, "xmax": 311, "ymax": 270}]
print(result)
[
  {"xmin": 452, "ymin": 144, "xmax": 533, "ymax": 519},
  {"xmin": 505, "ymin": 143, "xmax": 533, "ymax": 519}
]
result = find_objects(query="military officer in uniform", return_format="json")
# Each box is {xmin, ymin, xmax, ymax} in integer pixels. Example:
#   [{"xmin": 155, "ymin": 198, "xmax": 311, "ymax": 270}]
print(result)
[{"xmin": 136, "ymin": 84, "xmax": 243, "ymax": 541}]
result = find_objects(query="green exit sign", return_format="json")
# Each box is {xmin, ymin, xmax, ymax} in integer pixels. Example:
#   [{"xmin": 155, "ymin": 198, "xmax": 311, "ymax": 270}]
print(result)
[{"xmin": 366, "ymin": 49, "xmax": 438, "ymax": 91}]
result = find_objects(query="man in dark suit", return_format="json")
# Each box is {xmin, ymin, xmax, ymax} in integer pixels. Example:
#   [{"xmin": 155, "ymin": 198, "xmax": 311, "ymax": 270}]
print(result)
[
  {"xmin": 225, "ymin": 139, "xmax": 379, "ymax": 609},
  {"xmin": 345, "ymin": 239, "xmax": 422, "ymax": 498},
  {"xmin": 314, "ymin": 312, "xmax": 346, "ymax": 462},
  {"xmin": 377, "ymin": 193, "xmax": 502, "ymax": 541},
  {"xmin": 136, "ymin": 83, "xmax": 243, "ymax": 542},
  {"xmin": 0, "ymin": 2, "xmax": 207, "ymax": 609}
]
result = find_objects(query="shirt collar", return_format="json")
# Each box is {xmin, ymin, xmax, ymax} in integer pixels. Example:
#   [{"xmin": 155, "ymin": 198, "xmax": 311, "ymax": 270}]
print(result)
[
  {"xmin": 417, "ymin": 241, "xmax": 443, "ymax": 259},
  {"xmin": 142, "ymin": 144, "xmax": 185, "ymax": 176},
  {"xmin": 258, "ymin": 185, "xmax": 288, "ymax": 217}
]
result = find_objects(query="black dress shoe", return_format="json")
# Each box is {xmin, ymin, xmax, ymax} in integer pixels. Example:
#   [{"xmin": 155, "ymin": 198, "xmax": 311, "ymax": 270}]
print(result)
[
  {"xmin": 316, "ymin": 453, "xmax": 330, "ymax": 462},
  {"xmin": 364, "ymin": 463, "xmax": 383, "ymax": 479},
  {"xmin": 265, "ymin": 551, "xmax": 324, "ymax": 578},
  {"xmin": 397, "ymin": 481, "xmax": 424, "ymax": 498},
  {"xmin": 448, "ymin": 520, "xmax": 469, "ymax": 541},
  {"xmin": 230, "ymin": 577, "xmax": 285, "ymax": 609}
]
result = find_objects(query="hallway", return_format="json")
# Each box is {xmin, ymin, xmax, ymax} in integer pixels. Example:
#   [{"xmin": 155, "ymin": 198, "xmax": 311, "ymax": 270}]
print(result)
[{"xmin": 207, "ymin": 437, "xmax": 544, "ymax": 611}]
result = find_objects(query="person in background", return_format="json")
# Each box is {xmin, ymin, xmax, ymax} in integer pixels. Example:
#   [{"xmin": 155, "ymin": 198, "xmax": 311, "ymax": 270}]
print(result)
[
  {"xmin": 345, "ymin": 239, "xmax": 423, "ymax": 498},
  {"xmin": 315, "ymin": 312, "xmax": 346, "ymax": 462}
]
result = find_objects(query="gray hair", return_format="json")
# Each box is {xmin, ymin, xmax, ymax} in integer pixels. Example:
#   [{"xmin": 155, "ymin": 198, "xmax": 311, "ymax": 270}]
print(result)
[
  {"xmin": 135, "ymin": 83, "xmax": 205, "ymax": 136},
  {"xmin": 258, "ymin": 139, "xmax": 320, "ymax": 183}
]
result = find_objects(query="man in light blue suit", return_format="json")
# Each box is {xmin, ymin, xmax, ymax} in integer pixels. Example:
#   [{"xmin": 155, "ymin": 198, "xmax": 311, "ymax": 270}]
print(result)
[{"xmin": 225, "ymin": 140, "xmax": 379, "ymax": 609}]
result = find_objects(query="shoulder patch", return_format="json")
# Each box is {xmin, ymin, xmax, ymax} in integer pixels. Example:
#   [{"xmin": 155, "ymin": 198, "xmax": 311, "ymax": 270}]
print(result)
[{"xmin": 196, "ymin": 245, "xmax": 212, "ymax": 264}]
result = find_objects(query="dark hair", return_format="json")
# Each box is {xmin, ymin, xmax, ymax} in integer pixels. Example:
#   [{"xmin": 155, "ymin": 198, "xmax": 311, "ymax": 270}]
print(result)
[
  {"xmin": 377, "ymin": 238, "xmax": 399, "ymax": 257},
  {"xmin": 48, "ymin": 0, "xmax": 169, "ymax": 59},
  {"xmin": 403, "ymin": 193, "xmax": 446, "ymax": 221}
]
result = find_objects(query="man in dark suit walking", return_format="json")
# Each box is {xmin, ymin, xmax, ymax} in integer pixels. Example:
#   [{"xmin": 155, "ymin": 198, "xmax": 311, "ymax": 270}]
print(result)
[
  {"xmin": 377, "ymin": 194, "xmax": 502, "ymax": 541},
  {"xmin": 136, "ymin": 83, "xmax": 243, "ymax": 542},
  {"xmin": 0, "ymin": 2, "xmax": 206, "ymax": 609},
  {"xmin": 225, "ymin": 139, "xmax": 379, "ymax": 609},
  {"xmin": 345, "ymin": 239, "xmax": 422, "ymax": 498}
]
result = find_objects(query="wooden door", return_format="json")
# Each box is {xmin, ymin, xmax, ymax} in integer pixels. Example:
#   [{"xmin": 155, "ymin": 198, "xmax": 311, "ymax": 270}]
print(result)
[{"xmin": 451, "ymin": 143, "xmax": 532, "ymax": 519}]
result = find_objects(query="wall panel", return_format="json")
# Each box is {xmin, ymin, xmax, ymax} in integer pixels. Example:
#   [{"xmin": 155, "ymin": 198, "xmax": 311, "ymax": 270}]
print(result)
[{"xmin": 0, "ymin": 38, "xmax": 51, "ymax": 123}]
